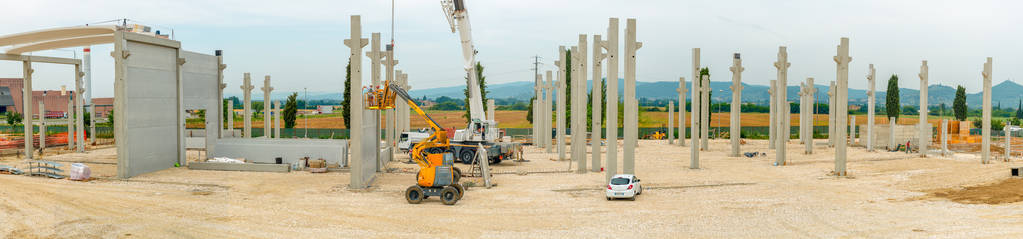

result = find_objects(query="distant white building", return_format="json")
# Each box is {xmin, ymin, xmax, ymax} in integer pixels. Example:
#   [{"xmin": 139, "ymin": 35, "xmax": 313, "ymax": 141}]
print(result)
[{"xmin": 317, "ymin": 105, "xmax": 335, "ymax": 114}]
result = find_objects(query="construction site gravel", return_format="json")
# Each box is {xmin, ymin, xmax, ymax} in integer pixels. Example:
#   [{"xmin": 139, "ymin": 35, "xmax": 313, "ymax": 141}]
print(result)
[{"xmin": 2, "ymin": 139, "xmax": 1022, "ymax": 238}]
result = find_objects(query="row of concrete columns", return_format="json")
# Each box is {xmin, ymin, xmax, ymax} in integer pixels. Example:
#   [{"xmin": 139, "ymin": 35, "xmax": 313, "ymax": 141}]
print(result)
[
  {"xmin": 237, "ymin": 73, "xmax": 280, "ymax": 138},
  {"xmin": 20, "ymin": 59, "xmax": 87, "ymax": 160}
]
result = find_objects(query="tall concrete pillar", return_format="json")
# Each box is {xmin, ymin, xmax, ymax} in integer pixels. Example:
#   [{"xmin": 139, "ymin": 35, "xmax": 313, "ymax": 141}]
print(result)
[
  {"xmin": 850, "ymin": 116, "xmax": 857, "ymax": 144},
  {"xmin": 668, "ymin": 102, "xmax": 674, "ymax": 144},
  {"xmin": 240, "ymin": 73, "xmax": 254, "ymax": 138},
  {"xmin": 591, "ymin": 34, "xmax": 605, "ymax": 172},
  {"xmin": 227, "ymin": 101, "xmax": 234, "ymax": 135},
  {"xmin": 262, "ymin": 75, "xmax": 273, "ymax": 138},
  {"xmin": 383, "ymin": 46, "xmax": 398, "ymax": 149},
  {"xmin": 701, "ymin": 74, "xmax": 710, "ymax": 150},
  {"xmin": 400, "ymin": 73, "xmax": 411, "ymax": 133},
  {"xmin": 1002, "ymin": 122, "xmax": 1010, "ymax": 159},
  {"xmin": 75, "ymin": 64, "xmax": 85, "ymax": 152},
  {"xmin": 769, "ymin": 80, "xmax": 776, "ymax": 149},
  {"xmin": 605, "ymin": 18, "xmax": 620, "ymax": 181},
  {"xmin": 366, "ymin": 33, "xmax": 382, "ymax": 87},
  {"xmin": 545, "ymin": 70, "xmax": 554, "ymax": 153},
  {"xmin": 729, "ymin": 53, "xmax": 744, "ymax": 157},
  {"xmin": 536, "ymin": 73, "xmax": 544, "ymax": 147},
  {"xmin": 833, "ymin": 37, "xmax": 851, "ymax": 176},
  {"xmin": 773, "ymin": 47, "xmax": 790, "ymax": 166},
  {"xmin": 799, "ymin": 83, "xmax": 807, "ymax": 145},
  {"xmin": 344, "ymin": 15, "xmax": 369, "ymax": 189},
  {"xmin": 918, "ymin": 61, "xmax": 928, "ymax": 157},
  {"xmin": 556, "ymin": 46, "xmax": 566, "ymax": 161},
  {"xmin": 866, "ymin": 64, "xmax": 876, "ymax": 151},
  {"xmin": 67, "ymin": 99, "xmax": 74, "ymax": 150},
  {"xmin": 690, "ymin": 74, "xmax": 701, "ymax": 169},
  {"xmin": 573, "ymin": 35, "xmax": 588, "ymax": 172},
  {"xmin": 274, "ymin": 101, "xmax": 281, "ymax": 139},
  {"xmin": 982, "ymin": 57, "xmax": 992, "ymax": 164},
  {"xmin": 695, "ymin": 48, "xmax": 703, "ymax": 152},
  {"xmin": 678, "ymin": 77, "xmax": 687, "ymax": 146},
  {"xmin": 889, "ymin": 117, "xmax": 897, "ymax": 150},
  {"xmin": 487, "ymin": 99, "xmax": 495, "ymax": 127},
  {"xmin": 801, "ymin": 78, "xmax": 816, "ymax": 154},
  {"xmin": 941, "ymin": 119, "xmax": 948, "ymax": 156},
  {"xmin": 692, "ymin": 48, "xmax": 701, "ymax": 150},
  {"xmin": 828, "ymin": 81, "xmax": 836, "ymax": 147},
  {"xmin": 38, "ymin": 99, "xmax": 45, "ymax": 155},
  {"xmin": 22, "ymin": 61, "xmax": 33, "ymax": 159},
  {"xmin": 623, "ymin": 19, "xmax": 641, "ymax": 175}
]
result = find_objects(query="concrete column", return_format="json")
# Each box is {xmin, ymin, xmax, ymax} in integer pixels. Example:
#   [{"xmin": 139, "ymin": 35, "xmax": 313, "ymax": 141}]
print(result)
[
  {"xmin": 22, "ymin": 61, "xmax": 33, "ymax": 159},
  {"xmin": 982, "ymin": 57, "xmax": 993, "ymax": 164},
  {"xmin": 918, "ymin": 61, "xmax": 928, "ymax": 157},
  {"xmin": 828, "ymin": 81, "xmax": 836, "ymax": 147},
  {"xmin": 536, "ymin": 73, "xmax": 544, "ymax": 147},
  {"xmin": 366, "ymin": 33, "xmax": 382, "ymax": 87},
  {"xmin": 591, "ymin": 34, "xmax": 605, "ymax": 172},
  {"xmin": 383, "ymin": 47, "xmax": 397, "ymax": 149},
  {"xmin": 1002, "ymin": 121, "xmax": 1010, "ymax": 160},
  {"xmin": 866, "ymin": 64, "xmax": 876, "ymax": 151},
  {"xmin": 67, "ymin": 99, "xmax": 74, "ymax": 150},
  {"xmin": 850, "ymin": 115, "xmax": 857, "ymax": 144},
  {"xmin": 773, "ymin": 46, "xmax": 790, "ymax": 166},
  {"xmin": 623, "ymin": 19, "xmax": 640, "ymax": 174},
  {"xmin": 605, "ymin": 18, "xmax": 619, "ymax": 181},
  {"xmin": 692, "ymin": 48, "xmax": 700, "ymax": 149},
  {"xmin": 38, "ymin": 100, "xmax": 45, "ymax": 155},
  {"xmin": 574, "ymin": 35, "xmax": 589, "ymax": 173},
  {"xmin": 729, "ymin": 53, "xmax": 744, "ymax": 157},
  {"xmin": 556, "ymin": 46, "xmax": 567, "ymax": 161},
  {"xmin": 769, "ymin": 80, "xmax": 776, "ymax": 149},
  {"xmin": 678, "ymin": 77, "xmax": 687, "ymax": 146},
  {"xmin": 487, "ymin": 99, "xmax": 496, "ymax": 127},
  {"xmin": 262, "ymin": 75, "xmax": 273, "ymax": 138},
  {"xmin": 75, "ymin": 64, "xmax": 85, "ymax": 151},
  {"xmin": 240, "ymin": 73, "xmax": 254, "ymax": 138},
  {"xmin": 889, "ymin": 117, "xmax": 897, "ymax": 150},
  {"xmin": 401, "ymin": 73, "xmax": 411, "ymax": 133},
  {"xmin": 227, "ymin": 101, "xmax": 234, "ymax": 135},
  {"xmin": 668, "ymin": 102, "xmax": 674, "ymax": 144},
  {"xmin": 545, "ymin": 70, "xmax": 554, "ymax": 153},
  {"xmin": 344, "ymin": 15, "xmax": 369, "ymax": 189},
  {"xmin": 701, "ymin": 74, "xmax": 709, "ymax": 151},
  {"xmin": 833, "ymin": 37, "xmax": 851, "ymax": 176},
  {"xmin": 802, "ymin": 77, "xmax": 815, "ymax": 154},
  {"xmin": 274, "ymin": 101, "xmax": 281, "ymax": 139},
  {"xmin": 690, "ymin": 73, "xmax": 702, "ymax": 169},
  {"xmin": 799, "ymin": 83, "xmax": 806, "ymax": 145},
  {"xmin": 941, "ymin": 119, "xmax": 948, "ymax": 156}
]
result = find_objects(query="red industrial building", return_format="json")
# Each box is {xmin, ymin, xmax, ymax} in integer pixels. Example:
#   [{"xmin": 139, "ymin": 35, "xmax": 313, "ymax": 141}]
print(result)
[{"xmin": 0, "ymin": 78, "xmax": 113, "ymax": 118}]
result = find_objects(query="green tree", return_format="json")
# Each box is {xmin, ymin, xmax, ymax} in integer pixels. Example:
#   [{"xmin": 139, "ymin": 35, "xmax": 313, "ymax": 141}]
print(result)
[
  {"xmin": 342, "ymin": 58, "xmax": 351, "ymax": 129},
  {"xmin": 953, "ymin": 85, "xmax": 967, "ymax": 121},
  {"xmin": 564, "ymin": 50, "xmax": 573, "ymax": 127},
  {"xmin": 526, "ymin": 96, "xmax": 535, "ymax": 124},
  {"xmin": 1016, "ymin": 99, "xmax": 1022, "ymax": 120},
  {"xmin": 284, "ymin": 92, "xmax": 298, "ymax": 128},
  {"xmin": 463, "ymin": 62, "xmax": 489, "ymax": 122},
  {"xmin": 223, "ymin": 99, "xmax": 230, "ymax": 124},
  {"xmin": 886, "ymin": 74, "xmax": 900, "ymax": 120},
  {"xmin": 107, "ymin": 109, "xmax": 114, "ymax": 125},
  {"xmin": 5, "ymin": 111, "xmax": 21, "ymax": 126}
]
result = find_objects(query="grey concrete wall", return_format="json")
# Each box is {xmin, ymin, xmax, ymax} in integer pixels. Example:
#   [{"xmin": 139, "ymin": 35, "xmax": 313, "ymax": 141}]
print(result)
[
  {"xmin": 862, "ymin": 123, "xmax": 930, "ymax": 149},
  {"xmin": 181, "ymin": 51, "xmax": 221, "ymax": 157},
  {"xmin": 357, "ymin": 108, "xmax": 379, "ymax": 185},
  {"xmin": 212, "ymin": 138, "xmax": 348, "ymax": 166},
  {"xmin": 116, "ymin": 36, "xmax": 183, "ymax": 178}
]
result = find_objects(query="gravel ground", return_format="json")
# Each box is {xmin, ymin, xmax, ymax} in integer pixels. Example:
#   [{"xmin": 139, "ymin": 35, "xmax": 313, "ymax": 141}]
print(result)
[{"xmin": 1, "ymin": 139, "xmax": 1022, "ymax": 238}]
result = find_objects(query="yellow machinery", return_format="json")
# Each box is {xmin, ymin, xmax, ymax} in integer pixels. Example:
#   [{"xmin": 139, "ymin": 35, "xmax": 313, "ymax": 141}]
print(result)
[{"xmin": 367, "ymin": 83, "xmax": 464, "ymax": 205}]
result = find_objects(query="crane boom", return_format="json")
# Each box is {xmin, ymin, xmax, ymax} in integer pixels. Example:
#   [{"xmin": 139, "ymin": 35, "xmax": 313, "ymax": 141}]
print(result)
[{"xmin": 441, "ymin": 0, "xmax": 486, "ymax": 122}]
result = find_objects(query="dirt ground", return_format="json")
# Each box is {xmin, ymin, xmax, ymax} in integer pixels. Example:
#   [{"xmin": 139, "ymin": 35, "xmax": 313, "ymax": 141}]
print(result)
[{"xmin": 2, "ymin": 139, "xmax": 1023, "ymax": 238}]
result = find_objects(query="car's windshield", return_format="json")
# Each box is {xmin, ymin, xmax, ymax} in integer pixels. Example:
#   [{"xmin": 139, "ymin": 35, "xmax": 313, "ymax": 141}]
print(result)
[{"xmin": 610, "ymin": 178, "xmax": 631, "ymax": 185}]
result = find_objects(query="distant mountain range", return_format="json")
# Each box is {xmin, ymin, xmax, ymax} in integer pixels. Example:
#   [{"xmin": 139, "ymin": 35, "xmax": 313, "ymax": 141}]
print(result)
[
  {"xmin": 408, "ymin": 79, "xmax": 1023, "ymax": 108},
  {"xmin": 227, "ymin": 79, "xmax": 1023, "ymax": 109}
]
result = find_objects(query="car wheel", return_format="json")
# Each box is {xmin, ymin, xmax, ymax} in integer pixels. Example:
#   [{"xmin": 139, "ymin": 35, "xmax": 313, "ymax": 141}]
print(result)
[
  {"xmin": 629, "ymin": 196, "xmax": 636, "ymax": 201},
  {"xmin": 460, "ymin": 150, "xmax": 476, "ymax": 165},
  {"xmin": 606, "ymin": 197, "xmax": 612, "ymax": 201}
]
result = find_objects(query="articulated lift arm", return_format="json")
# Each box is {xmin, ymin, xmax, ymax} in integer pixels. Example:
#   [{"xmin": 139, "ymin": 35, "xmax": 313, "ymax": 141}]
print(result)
[{"xmin": 389, "ymin": 83, "xmax": 450, "ymax": 168}]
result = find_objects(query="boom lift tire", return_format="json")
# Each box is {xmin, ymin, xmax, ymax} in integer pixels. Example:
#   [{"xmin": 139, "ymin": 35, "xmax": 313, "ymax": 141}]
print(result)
[
  {"xmin": 406, "ymin": 186, "xmax": 425, "ymax": 204},
  {"xmin": 440, "ymin": 186, "xmax": 459, "ymax": 205},
  {"xmin": 452, "ymin": 167, "xmax": 462, "ymax": 184},
  {"xmin": 452, "ymin": 183, "xmax": 465, "ymax": 200}
]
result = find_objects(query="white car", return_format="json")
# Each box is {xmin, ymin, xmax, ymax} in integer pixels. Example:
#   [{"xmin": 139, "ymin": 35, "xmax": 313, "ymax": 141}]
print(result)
[{"xmin": 606, "ymin": 174, "xmax": 642, "ymax": 200}]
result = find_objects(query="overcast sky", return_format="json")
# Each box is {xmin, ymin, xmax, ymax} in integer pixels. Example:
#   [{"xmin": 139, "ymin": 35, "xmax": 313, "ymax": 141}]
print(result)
[{"xmin": 0, "ymin": 0, "xmax": 1018, "ymax": 99}]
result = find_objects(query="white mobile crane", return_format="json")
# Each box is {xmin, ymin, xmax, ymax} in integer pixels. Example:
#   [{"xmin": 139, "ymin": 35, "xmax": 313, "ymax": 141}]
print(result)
[{"xmin": 430, "ymin": 0, "xmax": 518, "ymax": 165}]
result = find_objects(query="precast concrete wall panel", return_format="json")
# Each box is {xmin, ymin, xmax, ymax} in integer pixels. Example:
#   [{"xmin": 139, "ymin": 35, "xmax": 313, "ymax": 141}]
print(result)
[
  {"xmin": 181, "ymin": 51, "xmax": 221, "ymax": 156},
  {"xmin": 357, "ymin": 109, "xmax": 379, "ymax": 186},
  {"xmin": 212, "ymin": 138, "xmax": 347, "ymax": 166},
  {"xmin": 117, "ymin": 38, "xmax": 182, "ymax": 178}
]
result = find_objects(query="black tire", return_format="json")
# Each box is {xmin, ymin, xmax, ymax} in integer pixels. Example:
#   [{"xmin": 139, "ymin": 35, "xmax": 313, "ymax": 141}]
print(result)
[
  {"xmin": 490, "ymin": 155, "xmax": 502, "ymax": 165},
  {"xmin": 460, "ymin": 150, "xmax": 476, "ymax": 164},
  {"xmin": 452, "ymin": 167, "xmax": 462, "ymax": 184},
  {"xmin": 452, "ymin": 183, "xmax": 465, "ymax": 200},
  {"xmin": 405, "ymin": 186, "xmax": 425, "ymax": 204},
  {"xmin": 606, "ymin": 197, "xmax": 612, "ymax": 201},
  {"xmin": 440, "ymin": 186, "xmax": 459, "ymax": 205}
]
